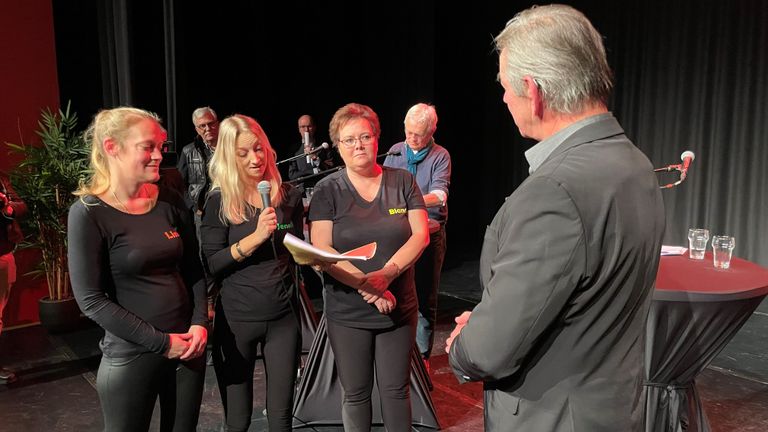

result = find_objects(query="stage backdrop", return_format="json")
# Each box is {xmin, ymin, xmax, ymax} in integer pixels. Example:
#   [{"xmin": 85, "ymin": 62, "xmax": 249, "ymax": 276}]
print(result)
[
  {"xmin": 8, "ymin": 1, "xmax": 766, "ymax": 367},
  {"xmin": 49, "ymin": 0, "xmax": 768, "ymax": 269}
]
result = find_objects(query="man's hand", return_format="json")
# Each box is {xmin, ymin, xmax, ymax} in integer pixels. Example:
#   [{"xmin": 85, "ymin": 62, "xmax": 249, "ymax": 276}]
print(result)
[{"xmin": 445, "ymin": 311, "xmax": 472, "ymax": 353}]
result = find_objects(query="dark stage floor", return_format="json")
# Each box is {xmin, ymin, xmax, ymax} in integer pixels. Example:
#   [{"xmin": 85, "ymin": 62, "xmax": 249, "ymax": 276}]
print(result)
[{"xmin": 1, "ymin": 260, "xmax": 767, "ymax": 431}]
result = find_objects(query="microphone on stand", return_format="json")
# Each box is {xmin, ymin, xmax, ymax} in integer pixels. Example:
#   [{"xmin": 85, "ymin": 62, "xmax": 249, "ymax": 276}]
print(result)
[
  {"xmin": 679, "ymin": 150, "xmax": 695, "ymax": 181},
  {"xmin": 377, "ymin": 149, "xmax": 402, "ymax": 159},
  {"xmin": 304, "ymin": 132, "xmax": 311, "ymax": 164},
  {"xmin": 276, "ymin": 142, "xmax": 330, "ymax": 165},
  {"xmin": 654, "ymin": 150, "xmax": 696, "ymax": 189}
]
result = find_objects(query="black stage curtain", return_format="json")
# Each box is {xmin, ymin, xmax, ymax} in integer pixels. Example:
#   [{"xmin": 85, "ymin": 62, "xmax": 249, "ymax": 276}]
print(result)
[{"xmin": 52, "ymin": 0, "xmax": 768, "ymax": 269}]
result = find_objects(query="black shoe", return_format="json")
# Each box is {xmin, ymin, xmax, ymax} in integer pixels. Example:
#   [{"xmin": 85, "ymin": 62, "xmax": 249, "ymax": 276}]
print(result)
[{"xmin": 0, "ymin": 367, "xmax": 17, "ymax": 384}]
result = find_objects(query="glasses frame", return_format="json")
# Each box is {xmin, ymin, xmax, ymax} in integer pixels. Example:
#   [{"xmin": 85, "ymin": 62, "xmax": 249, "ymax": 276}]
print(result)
[{"xmin": 339, "ymin": 134, "xmax": 375, "ymax": 149}]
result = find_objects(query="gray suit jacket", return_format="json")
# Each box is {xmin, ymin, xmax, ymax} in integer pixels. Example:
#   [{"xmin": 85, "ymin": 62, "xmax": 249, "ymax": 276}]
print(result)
[{"xmin": 450, "ymin": 116, "xmax": 665, "ymax": 431}]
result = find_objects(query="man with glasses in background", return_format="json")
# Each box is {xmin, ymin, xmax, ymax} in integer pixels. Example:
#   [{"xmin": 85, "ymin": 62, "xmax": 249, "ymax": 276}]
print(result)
[
  {"xmin": 383, "ymin": 103, "xmax": 451, "ymax": 374},
  {"xmin": 177, "ymin": 106, "xmax": 220, "ymax": 363},
  {"xmin": 178, "ymin": 106, "xmax": 219, "ymax": 216}
]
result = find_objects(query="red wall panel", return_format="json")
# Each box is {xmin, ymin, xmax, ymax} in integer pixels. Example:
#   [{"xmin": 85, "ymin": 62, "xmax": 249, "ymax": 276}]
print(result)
[{"xmin": 1, "ymin": 0, "xmax": 61, "ymax": 327}]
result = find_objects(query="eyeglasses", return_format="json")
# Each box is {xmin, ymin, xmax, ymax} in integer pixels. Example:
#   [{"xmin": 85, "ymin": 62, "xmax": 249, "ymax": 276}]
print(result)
[
  {"xmin": 195, "ymin": 121, "xmax": 218, "ymax": 130},
  {"xmin": 339, "ymin": 134, "xmax": 375, "ymax": 148}
]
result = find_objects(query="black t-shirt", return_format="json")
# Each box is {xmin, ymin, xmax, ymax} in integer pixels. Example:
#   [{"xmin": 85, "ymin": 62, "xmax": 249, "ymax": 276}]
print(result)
[
  {"xmin": 308, "ymin": 167, "xmax": 425, "ymax": 328},
  {"xmin": 200, "ymin": 184, "xmax": 304, "ymax": 322},
  {"xmin": 67, "ymin": 187, "xmax": 206, "ymax": 358}
]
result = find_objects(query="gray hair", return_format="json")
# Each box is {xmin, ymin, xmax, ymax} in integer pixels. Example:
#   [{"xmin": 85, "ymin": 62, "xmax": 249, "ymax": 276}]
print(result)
[
  {"xmin": 192, "ymin": 106, "xmax": 217, "ymax": 123},
  {"xmin": 495, "ymin": 4, "xmax": 613, "ymax": 114},
  {"xmin": 404, "ymin": 103, "xmax": 438, "ymax": 134}
]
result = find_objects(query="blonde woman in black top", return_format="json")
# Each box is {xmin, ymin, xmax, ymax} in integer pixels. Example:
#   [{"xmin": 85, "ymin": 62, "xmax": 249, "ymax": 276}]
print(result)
[
  {"xmin": 68, "ymin": 107, "xmax": 207, "ymax": 432},
  {"xmin": 200, "ymin": 114, "xmax": 303, "ymax": 432}
]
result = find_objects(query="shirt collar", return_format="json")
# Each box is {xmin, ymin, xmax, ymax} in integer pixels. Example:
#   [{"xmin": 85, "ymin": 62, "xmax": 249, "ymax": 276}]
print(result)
[{"xmin": 524, "ymin": 112, "xmax": 613, "ymax": 174}]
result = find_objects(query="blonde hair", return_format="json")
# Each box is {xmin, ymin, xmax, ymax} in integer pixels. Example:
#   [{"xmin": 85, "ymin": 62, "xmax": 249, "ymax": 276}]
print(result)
[
  {"xmin": 75, "ymin": 107, "xmax": 162, "ymax": 197},
  {"xmin": 208, "ymin": 114, "xmax": 283, "ymax": 225}
]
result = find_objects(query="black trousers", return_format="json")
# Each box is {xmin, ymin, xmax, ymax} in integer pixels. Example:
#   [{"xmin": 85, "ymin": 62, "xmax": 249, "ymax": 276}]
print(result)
[
  {"xmin": 213, "ymin": 304, "xmax": 301, "ymax": 432},
  {"xmin": 326, "ymin": 317, "xmax": 416, "ymax": 432},
  {"xmin": 96, "ymin": 351, "xmax": 205, "ymax": 432},
  {"xmin": 415, "ymin": 225, "xmax": 447, "ymax": 359}
]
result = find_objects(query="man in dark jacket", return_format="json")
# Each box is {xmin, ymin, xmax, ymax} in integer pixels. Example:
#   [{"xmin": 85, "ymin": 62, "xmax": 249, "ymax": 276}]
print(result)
[
  {"xmin": 446, "ymin": 5, "xmax": 665, "ymax": 431},
  {"xmin": 177, "ymin": 107, "xmax": 219, "ymax": 214},
  {"xmin": 177, "ymin": 107, "xmax": 220, "ymax": 343},
  {"xmin": 288, "ymin": 114, "xmax": 338, "ymax": 192},
  {"xmin": 0, "ymin": 173, "xmax": 27, "ymax": 384}
]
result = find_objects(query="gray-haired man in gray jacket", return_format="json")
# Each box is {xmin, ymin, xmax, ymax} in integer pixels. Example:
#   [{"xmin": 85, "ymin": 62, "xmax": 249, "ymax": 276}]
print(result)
[{"xmin": 446, "ymin": 5, "xmax": 665, "ymax": 431}]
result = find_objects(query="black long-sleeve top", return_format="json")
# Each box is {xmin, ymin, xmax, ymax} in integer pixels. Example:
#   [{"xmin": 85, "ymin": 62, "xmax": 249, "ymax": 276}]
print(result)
[
  {"xmin": 200, "ymin": 184, "xmax": 304, "ymax": 322},
  {"xmin": 67, "ymin": 186, "xmax": 207, "ymax": 357}
]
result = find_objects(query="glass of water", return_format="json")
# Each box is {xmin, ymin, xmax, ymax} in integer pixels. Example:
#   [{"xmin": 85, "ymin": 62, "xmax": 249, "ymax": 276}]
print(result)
[
  {"xmin": 687, "ymin": 228, "xmax": 709, "ymax": 260},
  {"xmin": 712, "ymin": 235, "xmax": 735, "ymax": 269}
]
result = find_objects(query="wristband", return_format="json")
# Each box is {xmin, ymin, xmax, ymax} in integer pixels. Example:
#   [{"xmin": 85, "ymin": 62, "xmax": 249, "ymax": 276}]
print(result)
[
  {"xmin": 234, "ymin": 241, "xmax": 250, "ymax": 259},
  {"xmin": 387, "ymin": 262, "xmax": 401, "ymax": 278}
]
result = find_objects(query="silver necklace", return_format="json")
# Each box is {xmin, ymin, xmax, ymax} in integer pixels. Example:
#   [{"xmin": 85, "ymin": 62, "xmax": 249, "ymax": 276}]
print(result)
[{"xmin": 111, "ymin": 187, "xmax": 153, "ymax": 214}]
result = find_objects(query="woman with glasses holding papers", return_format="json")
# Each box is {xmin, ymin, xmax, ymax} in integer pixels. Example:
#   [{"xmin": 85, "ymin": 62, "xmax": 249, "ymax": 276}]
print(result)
[{"xmin": 307, "ymin": 103, "xmax": 429, "ymax": 431}]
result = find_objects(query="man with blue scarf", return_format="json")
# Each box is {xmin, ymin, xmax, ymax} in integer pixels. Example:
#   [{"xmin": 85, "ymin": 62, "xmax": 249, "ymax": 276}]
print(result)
[{"xmin": 383, "ymin": 103, "xmax": 451, "ymax": 372}]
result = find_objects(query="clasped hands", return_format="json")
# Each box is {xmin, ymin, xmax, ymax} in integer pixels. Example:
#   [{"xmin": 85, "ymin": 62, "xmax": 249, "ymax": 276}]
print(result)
[
  {"xmin": 357, "ymin": 263, "xmax": 398, "ymax": 315},
  {"xmin": 309, "ymin": 261, "xmax": 398, "ymax": 315},
  {"xmin": 165, "ymin": 325, "xmax": 208, "ymax": 361}
]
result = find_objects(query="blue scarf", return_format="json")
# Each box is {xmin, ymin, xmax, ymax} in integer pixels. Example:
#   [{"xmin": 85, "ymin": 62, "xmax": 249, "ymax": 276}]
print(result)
[{"xmin": 405, "ymin": 140, "xmax": 433, "ymax": 176}]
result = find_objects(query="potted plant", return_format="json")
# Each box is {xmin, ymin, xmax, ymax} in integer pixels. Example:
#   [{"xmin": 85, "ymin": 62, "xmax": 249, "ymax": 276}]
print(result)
[{"xmin": 6, "ymin": 102, "xmax": 90, "ymax": 332}]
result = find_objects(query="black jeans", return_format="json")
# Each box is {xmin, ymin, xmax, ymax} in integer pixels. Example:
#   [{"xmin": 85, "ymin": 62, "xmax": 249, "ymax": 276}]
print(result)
[
  {"xmin": 213, "ymin": 305, "xmax": 301, "ymax": 432},
  {"xmin": 326, "ymin": 318, "xmax": 416, "ymax": 432},
  {"xmin": 96, "ymin": 351, "xmax": 205, "ymax": 432},
  {"xmin": 415, "ymin": 225, "xmax": 446, "ymax": 358}
]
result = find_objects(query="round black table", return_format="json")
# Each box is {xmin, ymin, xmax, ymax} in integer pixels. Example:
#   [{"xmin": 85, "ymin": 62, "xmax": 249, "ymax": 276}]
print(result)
[{"xmin": 645, "ymin": 252, "xmax": 768, "ymax": 432}]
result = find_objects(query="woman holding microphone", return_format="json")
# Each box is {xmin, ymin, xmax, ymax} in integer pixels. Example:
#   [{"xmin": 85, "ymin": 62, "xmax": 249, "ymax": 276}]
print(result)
[{"xmin": 200, "ymin": 114, "xmax": 304, "ymax": 432}]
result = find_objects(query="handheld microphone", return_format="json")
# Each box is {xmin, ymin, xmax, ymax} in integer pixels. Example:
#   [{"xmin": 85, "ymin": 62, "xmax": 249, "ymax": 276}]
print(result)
[
  {"xmin": 679, "ymin": 150, "xmax": 695, "ymax": 180},
  {"xmin": 257, "ymin": 180, "xmax": 278, "ymax": 254},
  {"xmin": 257, "ymin": 180, "xmax": 272, "ymax": 208}
]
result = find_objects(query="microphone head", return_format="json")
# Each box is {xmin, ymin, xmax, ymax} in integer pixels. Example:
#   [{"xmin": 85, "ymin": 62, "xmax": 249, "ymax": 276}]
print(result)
[
  {"xmin": 680, "ymin": 150, "xmax": 695, "ymax": 161},
  {"xmin": 257, "ymin": 180, "xmax": 271, "ymax": 194},
  {"xmin": 321, "ymin": 142, "xmax": 329, "ymax": 150}
]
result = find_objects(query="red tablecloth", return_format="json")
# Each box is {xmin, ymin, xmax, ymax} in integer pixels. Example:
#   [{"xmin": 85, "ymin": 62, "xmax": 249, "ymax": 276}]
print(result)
[{"xmin": 655, "ymin": 252, "xmax": 768, "ymax": 301}]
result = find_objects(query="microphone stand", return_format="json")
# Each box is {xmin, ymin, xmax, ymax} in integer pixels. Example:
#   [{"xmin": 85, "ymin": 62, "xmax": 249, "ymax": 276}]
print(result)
[
  {"xmin": 278, "ymin": 152, "xmax": 400, "ymax": 186},
  {"xmin": 285, "ymin": 151, "xmax": 401, "ymax": 186},
  {"xmin": 286, "ymin": 166, "xmax": 345, "ymax": 186},
  {"xmin": 277, "ymin": 145, "xmax": 328, "ymax": 165},
  {"xmin": 654, "ymin": 164, "xmax": 685, "ymax": 189}
]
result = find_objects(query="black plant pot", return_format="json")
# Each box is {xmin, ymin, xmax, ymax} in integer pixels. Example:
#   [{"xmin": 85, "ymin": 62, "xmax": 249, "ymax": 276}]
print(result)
[{"xmin": 38, "ymin": 296, "xmax": 81, "ymax": 333}]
